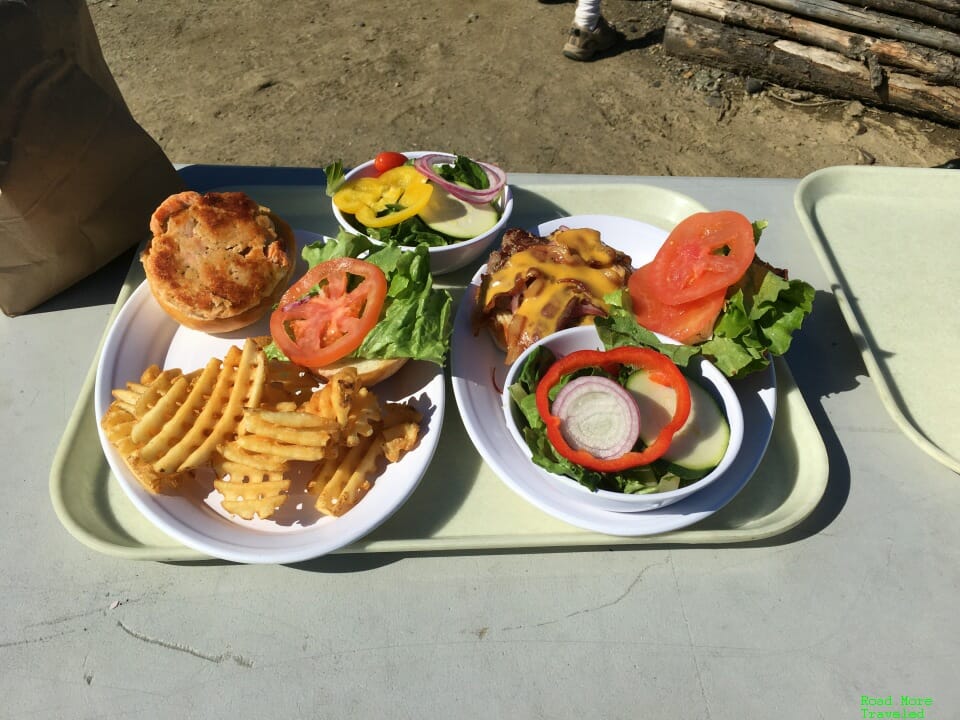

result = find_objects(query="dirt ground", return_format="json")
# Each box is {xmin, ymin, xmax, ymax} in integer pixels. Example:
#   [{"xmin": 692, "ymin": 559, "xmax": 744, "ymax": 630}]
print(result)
[{"xmin": 88, "ymin": 0, "xmax": 960, "ymax": 178}]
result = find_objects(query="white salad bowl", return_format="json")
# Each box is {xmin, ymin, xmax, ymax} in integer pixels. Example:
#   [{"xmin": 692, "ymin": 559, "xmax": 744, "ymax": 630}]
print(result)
[
  {"xmin": 331, "ymin": 150, "xmax": 514, "ymax": 275},
  {"xmin": 501, "ymin": 325, "xmax": 745, "ymax": 513}
]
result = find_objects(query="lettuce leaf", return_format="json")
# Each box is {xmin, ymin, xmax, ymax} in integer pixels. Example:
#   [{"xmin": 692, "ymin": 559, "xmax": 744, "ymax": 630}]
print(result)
[
  {"xmin": 266, "ymin": 230, "xmax": 452, "ymax": 366},
  {"xmin": 323, "ymin": 160, "xmax": 346, "ymax": 197},
  {"xmin": 596, "ymin": 262, "xmax": 815, "ymax": 379}
]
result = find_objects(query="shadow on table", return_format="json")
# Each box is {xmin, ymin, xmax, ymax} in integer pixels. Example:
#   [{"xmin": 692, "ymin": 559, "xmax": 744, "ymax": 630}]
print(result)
[
  {"xmin": 22, "ymin": 246, "xmax": 136, "ymax": 315},
  {"xmin": 505, "ymin": 186, "xmax": 571, "ymax": 229},
  {"xmin": 753, "ymin": 289, "xmax": 861, "ymax": 546}
]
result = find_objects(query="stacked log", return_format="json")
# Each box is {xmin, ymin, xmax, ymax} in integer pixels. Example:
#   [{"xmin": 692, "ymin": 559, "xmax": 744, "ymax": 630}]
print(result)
[{"xmin": 663, "ymin": 0, "xmax": 960, "ymax": 125}]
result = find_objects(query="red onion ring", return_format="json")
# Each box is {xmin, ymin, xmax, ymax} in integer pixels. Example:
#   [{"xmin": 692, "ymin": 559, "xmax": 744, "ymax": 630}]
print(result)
[
  {"xmin": 413, "ymin": 154, "xmax": 507, "ymax": 205},
  {"xmin": 552, "ymin": 376, "xmax": 641, "ymax": 460}
]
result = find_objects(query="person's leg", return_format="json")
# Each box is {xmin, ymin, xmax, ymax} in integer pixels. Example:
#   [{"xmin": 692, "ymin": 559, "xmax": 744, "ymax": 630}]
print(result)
[
  {"xmin": 563, "ymin": 1, "xmax": 623, "ymax": 61},
  {"xmin": 572, "ymin": 0, "xmax": 601, "ymax": 30}
]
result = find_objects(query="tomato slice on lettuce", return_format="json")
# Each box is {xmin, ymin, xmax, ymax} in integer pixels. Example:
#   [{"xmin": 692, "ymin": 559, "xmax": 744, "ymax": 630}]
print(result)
[
  {"xmin": 628, "ymin": 261, "xmax": 726, "ymax": 344},
  {"xmin": 647, "ymin": 210, "xmax": 755, "ymax": 305},
  {"xmin": 270, "ymin": 257, "xmax": 388, "ymax": 368}
]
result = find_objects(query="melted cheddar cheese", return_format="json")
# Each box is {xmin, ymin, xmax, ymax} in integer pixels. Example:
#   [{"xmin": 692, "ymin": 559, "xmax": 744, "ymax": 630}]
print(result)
[{"xmin": 482, "ymin": 228, "xmax": 627, "ymax": 342}]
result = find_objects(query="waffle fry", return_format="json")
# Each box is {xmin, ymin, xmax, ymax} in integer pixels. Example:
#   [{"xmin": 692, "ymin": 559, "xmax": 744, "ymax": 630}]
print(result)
[
  {"xmin": 100, "ymin": 403, "xmax": 188, "ymax": 494},
  {"xmin": 110, "ymin": 386, "xmax": 144, "ymax": 416},
  {"xmin": 211, "ymin": 444, "xmax": 291, "ymax": 520},
  {"xmin": 304, "ymin": 366, "xmax": 359, "ymax": 425},
  {"xmin": 101, "ymin": 339, "xmax": 266, "ymax": 492},
  {"xmin": 101, "ymin": 344, "xmax": 423, "ymax": 522},
  {"xmin": 172, "ymin": 340, "xmax": 267, "ymax": 471},
  {"xmin": 306, "ymin": 399, "xmax": 422, "ymax": 516},
  {"xmin": 309, "ymin": 433, "xmax": 381, "ymax": 517},
  {"xmin": 110, "ymin": 364, "xmax": 159, "ymax": 414},
  {"xmin": 381, "ymin": 403, "xmax": 423, "ymax": 463},
  {"xmin": 235, "ymin": 408, "xmax": 338, "ymax": 462},
  {"xmin": 305, "ymin": 368, "xmax": 380, "ymax": 446},
  {"xmin": 137, "ymin": 357, "xmax": 221, "ymax": 467},
  {"xmin": 111, "ymin": 365, "xmax": 197, "ymax": 418},
  {"xmin": 129, "ymin": 371, "xmax": 191, "ymax": 443},
  {"xmin": 260, "ymin": 359, "xmax": 318, "ymax": 409}
]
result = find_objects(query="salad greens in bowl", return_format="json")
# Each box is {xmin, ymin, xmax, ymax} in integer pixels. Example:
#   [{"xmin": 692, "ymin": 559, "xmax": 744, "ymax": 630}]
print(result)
[
  {"xmin": 327, "ymin": 151, "xmax": 514, "ymax": 275},
  {"xmin": 502, "ymin": 325, "xmax": 745, "ymax": 513}
]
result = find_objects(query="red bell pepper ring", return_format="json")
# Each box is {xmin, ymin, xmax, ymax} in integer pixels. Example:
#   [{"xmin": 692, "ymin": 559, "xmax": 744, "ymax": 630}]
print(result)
[{"xmin": 534, "ymin": 346, "xmax": 692, "ymax": 472}]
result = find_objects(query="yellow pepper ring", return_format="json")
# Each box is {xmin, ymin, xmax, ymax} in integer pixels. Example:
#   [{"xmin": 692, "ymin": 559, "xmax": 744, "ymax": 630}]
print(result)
[
  {"xmin": 377, "ymin": 165, "xmax": 429, "ymax": 188},
  {"xmin": 332, "ymin": 177, "xmax": 383, "ymax": 214},
  {"xmin": 333, "ymin": 165, "xmax": 434, "ymax": 228},
  {"xmin": 356, "ymin": 182, "xmax": 433, "ymax": 228}
]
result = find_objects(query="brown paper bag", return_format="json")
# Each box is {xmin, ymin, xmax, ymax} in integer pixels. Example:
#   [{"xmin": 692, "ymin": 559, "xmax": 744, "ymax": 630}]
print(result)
[{"xmin": 0, "ymin": 0, "xmax": 185, "ymax": 316}]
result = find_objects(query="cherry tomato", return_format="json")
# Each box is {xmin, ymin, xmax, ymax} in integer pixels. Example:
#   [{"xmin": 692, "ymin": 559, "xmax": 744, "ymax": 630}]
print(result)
[
  {"xmin": 647, "ymin": 210, "xmax": 755, "ymax": 305},
  {"xmin": 628, "ymin": 261, "xmax": 726, "ymax": 344},
  {"xmin": 373, "ymin": 151, "xmax": 408, "ymax": 175},
  {"xmin": 270, "ymin": 258, "xmax": 388, "ymax": 368}
]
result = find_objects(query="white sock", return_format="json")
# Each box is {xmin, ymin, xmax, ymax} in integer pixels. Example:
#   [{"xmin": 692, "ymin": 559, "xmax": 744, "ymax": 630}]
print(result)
[{"xmin": 573, "ymin": 0, "xmax": 601, "ymax": 31}]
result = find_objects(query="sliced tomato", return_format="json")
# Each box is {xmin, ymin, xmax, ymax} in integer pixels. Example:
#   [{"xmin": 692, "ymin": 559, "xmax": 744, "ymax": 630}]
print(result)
[
  {"xmin": 628, "ymin": 262, "xmax": 726, "ymax": 344},
  {"xmin": 647, "ymin": 210, "xmax": 755, "ymax": 305},
  {"xmin": 374, "ymin": 151, "xmax": 407, "ymax": 174},
  {"xmin": 270, "ymin": 258, "xmax": 388, "ymax": 368}
]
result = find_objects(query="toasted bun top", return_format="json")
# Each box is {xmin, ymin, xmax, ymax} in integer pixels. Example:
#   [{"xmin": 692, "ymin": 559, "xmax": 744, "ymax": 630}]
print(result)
[{"xmin": 142, "ymin": 191, "xmax": 296, "ymax": 332}]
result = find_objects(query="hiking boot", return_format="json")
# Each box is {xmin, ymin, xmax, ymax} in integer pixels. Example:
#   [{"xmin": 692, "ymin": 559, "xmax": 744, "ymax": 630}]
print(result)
[{"xmin": 562, "ymin": 16, "xmax": 623, "ymax": 61}]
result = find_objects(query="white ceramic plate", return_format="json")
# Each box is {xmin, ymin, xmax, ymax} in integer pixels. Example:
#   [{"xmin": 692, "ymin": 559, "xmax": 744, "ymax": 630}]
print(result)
[
  {"xmin": 94, "ymin": 231, "xmax": 444, "ymax": 564},
  {"xmin": 451, "ymin": 215, "xmax": 776, "ymax": 536}
]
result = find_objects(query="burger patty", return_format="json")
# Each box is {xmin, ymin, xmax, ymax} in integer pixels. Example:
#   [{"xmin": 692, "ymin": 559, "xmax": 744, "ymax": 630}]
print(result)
[{"xmin": 473, "ymin": 227, "xmax": 633, "ymax": 363}]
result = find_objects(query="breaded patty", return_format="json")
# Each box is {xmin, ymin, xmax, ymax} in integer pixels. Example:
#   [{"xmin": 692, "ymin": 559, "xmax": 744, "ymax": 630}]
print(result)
[{"xmin": 142, "ymin": 191, "xmax": 295, "ymax": 330}]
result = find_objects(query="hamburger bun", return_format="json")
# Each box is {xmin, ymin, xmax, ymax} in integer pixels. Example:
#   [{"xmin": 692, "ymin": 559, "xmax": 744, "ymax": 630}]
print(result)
[
  {"xmin": 142, "ymin": 191, "xmax": 297, "ymax": 333},
  {"xmin": 478, "ymin": 307, "xmax": 512, "ymax": 354},
  {"xmin": 251, "ymin": 335, "xmax": 408, "ymax": 388},
  {"xmin": 309, "ymin": 356, "xmax": 408, "ymax": 387}
]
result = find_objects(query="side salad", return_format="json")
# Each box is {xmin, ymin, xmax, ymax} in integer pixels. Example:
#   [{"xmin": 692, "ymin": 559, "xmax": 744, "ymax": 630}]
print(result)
[
  {"xmin": 326, "ymin": 152, "xmax": 507, "ymax": 247},
  {"xmin": 508, "ymin": 343, "xmax": 732, "ymax": 495}
]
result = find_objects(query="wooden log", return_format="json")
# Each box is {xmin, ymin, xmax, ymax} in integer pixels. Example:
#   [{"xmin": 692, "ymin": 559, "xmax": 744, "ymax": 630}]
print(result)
[
  {"xmin": 671, "ymin": 0, "xmax": 960, "ymax": 84},
  {"xmin": 747, "ymin": 0, "xmax": 960, "ymax": 53},
  {"xmin": 831, "ymin": 0, "xmax": 960, "ymax": 34},
  {"xmin": 909, "ymin": 0, "xmax": 960, "ymax": 18},
  {"xmin": 663, "ymin": 11, "xmax": 960, "ymax": 124}
]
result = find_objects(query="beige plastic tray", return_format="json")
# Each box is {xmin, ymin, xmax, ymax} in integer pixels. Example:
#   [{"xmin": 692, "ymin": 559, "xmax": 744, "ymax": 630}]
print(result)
[
  {"xmin": 50, "ymin": 174, "xmax": 830, "ymax": 559},
  {"xmin": 796, "ymin": 166, "xmax": 960, "ymax": 475}
]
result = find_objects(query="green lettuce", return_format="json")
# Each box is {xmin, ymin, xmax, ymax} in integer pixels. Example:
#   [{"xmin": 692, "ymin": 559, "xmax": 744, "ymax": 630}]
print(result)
[
  {"xmin": 435, "ymin": 154, "xmax": 489, "ymax": 189},
  {"xmin": 323, "ymin": 159, "xmax": 346, "ymax": 197},
  {"xmin": 266, "ymin": 230, "xmax": 452, "ymax": 366},
  {"xmin": 362, "ymin": 215, "xmax": 451, "ymax": 248}
]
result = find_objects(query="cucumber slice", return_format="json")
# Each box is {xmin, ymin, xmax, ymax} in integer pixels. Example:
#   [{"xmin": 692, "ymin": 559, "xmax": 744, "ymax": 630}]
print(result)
[
  {"xmin": 418, "ymin": 184, "xmax": 500, "ymax": 239},
  {"xmin": 625, "ymin": 370, "xmax": 730, "ymax": 472}
]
